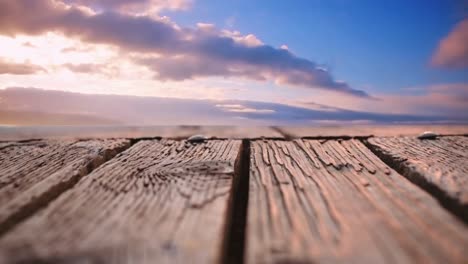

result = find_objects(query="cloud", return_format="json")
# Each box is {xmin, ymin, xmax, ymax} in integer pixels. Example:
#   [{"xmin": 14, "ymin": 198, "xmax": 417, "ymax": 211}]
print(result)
[
  {"xmin": 62, "ymin": 63, "xmax": 119, "ymax": 77},
  {"xmin": 60, "ymin": 45, "xmax": 94, "ymax": 53},
  {"xmin": 64, "ymin": 0, "xmax": 192, "ymax": 14},
  {"xmin": 297, "ymin": 83, "xmax": 468, "ymax": 119},
  {"xmin": 0, "ymin": 58, "xmax": 45, "ymax": 75},
  {"xmin": 432, "ymin": 19, "xmax": 468, "ymax": 69},
  {"xmin": 357, "ymin": 83, "xmax": 468, "ymax": 118},
  {"xmin": 388, "ymin": 83, "xmax": 468, "ymax": 117},
  {"xmin": 0, "ymin": 87, "xmax": 463, "ymax": 125},
  {"xmin": 215, "ymin": 104, "xmax": 275, "ymax": 114},
  {"xmin": 0, "ymin": 0, "xmax": 369, "ymax": 97},
  {"xmin": 220, "ymin": 30, "xmax": 264, "ymax": 47},
  {"xmin": 0, "ymin": 109, "xmax": 120, "ymax": 126},
  {"xmin": 21, "ymin": 41, "xmax": 36, "ymax": 48}
]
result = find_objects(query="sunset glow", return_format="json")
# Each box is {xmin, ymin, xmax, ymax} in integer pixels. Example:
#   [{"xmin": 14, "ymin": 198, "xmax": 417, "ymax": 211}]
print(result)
[{"xmin": 0, "ymin": 0, "xmax": 467, "ymax": 125}]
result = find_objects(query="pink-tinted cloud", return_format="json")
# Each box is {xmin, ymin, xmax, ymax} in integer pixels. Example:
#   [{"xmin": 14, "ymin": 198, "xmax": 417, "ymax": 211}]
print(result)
[
  {"xmin": 0, "ymin": 0, "xmax": 369, "ymax": 97},
  {"xmin": 62, "ymin": 63, "xmax": 119, "ymax": 77},
  {"xmin": 432, "ymin": 19, "xmax": 468, "ymax": 69},
  {"xmin": 400, "ymin": 83, "xmax": 468, "ymax": 116},
  {"xmin": 215, "ymin": 104, "xmax": 275, "ymax": 114},
  {"xmin": 1, "ymin": 87, "xmax": 462, "ymax": 126},
  {"xmin": 0, "ymin": 58, "xmax": 45, "ymax": 75},
  {"xmin": 299, "ymin": 83, "xmax": 468, "ymax": 119},
  {"xmin": 64, "ymin": 0, "xmax": 191, "ymax": 14}
]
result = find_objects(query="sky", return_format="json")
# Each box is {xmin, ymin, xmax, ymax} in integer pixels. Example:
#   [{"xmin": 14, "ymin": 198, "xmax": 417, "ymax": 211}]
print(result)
[{"xmin": 0, "ymin": 0, "xmax": 467, "ymax": 125}]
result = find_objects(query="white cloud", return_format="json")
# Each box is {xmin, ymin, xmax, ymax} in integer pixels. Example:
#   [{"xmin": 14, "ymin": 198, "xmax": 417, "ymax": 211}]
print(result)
[
  {"xmin": 0, "ymin": 0, "xmax": 370, "ymax": 98},
  {"xmin": 216, "ymin": 103, "xmax": 275, "ymax": 114},
  {"xmin": 220, "ymin": 30, "xmax": 264, "ymax": 47}
]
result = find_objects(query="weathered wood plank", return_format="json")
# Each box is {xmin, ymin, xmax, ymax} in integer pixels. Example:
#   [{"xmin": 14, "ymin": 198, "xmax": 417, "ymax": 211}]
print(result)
[
  {"xmin": 247, "ymin": 139, "xmax": 468, "ymax": 264},
  {"xmin": 0, "ymin": 126, "xmax": 283, "ymax": 140},
  {"xmin": 366, "ymin": 136, "xmax": 468, "ymax": 221},
  {"xmin": 276, "ymin": 125, "xmax": 468, "ymax": 138},
  {"xmin": 0, "ymin": 139, "xmax": 241, "ymax": 264},
  {"xmin": 0, "ymin": 139, "xmax": 130, "ymax": 235}
]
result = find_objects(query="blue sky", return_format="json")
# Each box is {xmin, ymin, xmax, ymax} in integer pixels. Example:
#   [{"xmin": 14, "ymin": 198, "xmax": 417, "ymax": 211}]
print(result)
[
  {"xmin": 0, "ymin": 0, "xmax": 467, "ymax": 125},
  {"xmin": 165, "ymin": 0, "xmax": 467, "ymax": 92}
]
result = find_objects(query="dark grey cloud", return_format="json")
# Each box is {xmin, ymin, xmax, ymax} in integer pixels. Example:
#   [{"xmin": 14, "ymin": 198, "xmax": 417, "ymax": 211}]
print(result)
[
  {"xmin": 1, "ymin": 87, "xmax": 463, "ymax": 126},
  {"xmin": 0, "ymin": 0, "xmax": 369, "ymax": 97},
  {"xmin": 0, "ymin": 59, "xmax": 45, "ymax": 75}
]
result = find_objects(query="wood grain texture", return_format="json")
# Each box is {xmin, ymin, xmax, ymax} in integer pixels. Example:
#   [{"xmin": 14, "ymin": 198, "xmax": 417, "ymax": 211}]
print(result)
[
  {"xmin": 0, "ymin": 139, "xmax": 241, "ymax": 264},
  {"xmin": 0, "ymin": 139, "xmax": 130, "ymax": 235},
  {"xmin": 366, "ymin": 136, "xmax": 468, "ymax": 221},
  {"xmin": 247, "ymin": 139, "xmax": 468, "ymax": 264},
  {"xmin": 276, "ymin": 125, "xmax": 468, "ymax": 138}
]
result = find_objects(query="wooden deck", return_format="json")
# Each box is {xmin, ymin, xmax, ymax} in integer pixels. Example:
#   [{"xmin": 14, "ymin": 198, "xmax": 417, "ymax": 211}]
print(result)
[{"xmin": 0, "ymin": 125, "xmax": 467, "ymax": 263}]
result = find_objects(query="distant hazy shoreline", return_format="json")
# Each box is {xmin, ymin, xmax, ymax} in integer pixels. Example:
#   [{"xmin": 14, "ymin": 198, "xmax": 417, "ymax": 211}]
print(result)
[{"xmin": 1, "ymin": 124, "xmax": 467, "ymax": 141}]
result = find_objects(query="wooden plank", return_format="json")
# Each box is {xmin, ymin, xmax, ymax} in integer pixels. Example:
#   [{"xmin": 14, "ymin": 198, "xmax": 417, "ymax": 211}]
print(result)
[
  {"xmin": 247, "ymin": 139, "xmax": 468, "ymax": 264},
  {"xmin": 0, "ymin": 139, "xmax": 130, "ymax": 235},
  {"xmin": 0, "ymin": 126, "xmax": 283, "ymax": 141},
  {"xmin": 0, "ymin": 139, "xmax": 241, "ymax": 264},
  {"xmin": 276, "ymin": 125, "xmax": 468, "ymax": 138},
  {"xmin": 366, "ymin": 136, "xmax": 468, "ymax": 221}
]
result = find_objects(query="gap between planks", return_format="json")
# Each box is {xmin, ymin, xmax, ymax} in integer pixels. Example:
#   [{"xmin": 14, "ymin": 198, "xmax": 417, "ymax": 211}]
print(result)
[
  {"xmin": 364, "ymin": 137, "xmax": 468, "ymax": 224},
  {"xmin": 246, "ymin": 139, "xmax": 468, "ymax": 263},
  {"xmin": 220, "ymin": 139, "xmax": 250, "ymax": 264},
  {"xmin": 1, "ymin": 137, "xmax": 466, "ymax": 263},
  {"xmin": 226, "ymin": 136, "xmax": 468, "ymax": 263},
  {"xmin": 0, "ymin": 138, "xmax": 251, "ymax": 263},
  {"xmin": 1, "ymin": 139, "xmax": 243, "ymax": 264}
]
